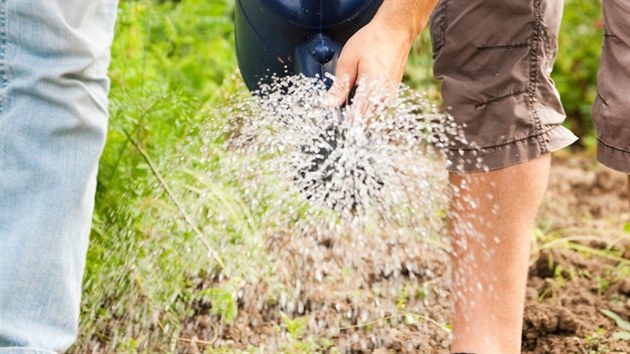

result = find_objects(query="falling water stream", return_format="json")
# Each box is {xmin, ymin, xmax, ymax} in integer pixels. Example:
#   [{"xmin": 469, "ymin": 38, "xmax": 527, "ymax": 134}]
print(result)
[
  {"xmin": 76, "ymin": 75, "xmax": 492, "ymax": 353},
  {"xmin": 185, "ymin": 75, "xmax": 488, "ymax": 352}
]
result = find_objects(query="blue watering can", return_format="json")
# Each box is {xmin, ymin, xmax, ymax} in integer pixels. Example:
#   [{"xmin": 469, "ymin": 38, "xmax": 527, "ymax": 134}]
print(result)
[{"xmin": 235, "ymin": 0, "xmax": 384, "ymax": 92}]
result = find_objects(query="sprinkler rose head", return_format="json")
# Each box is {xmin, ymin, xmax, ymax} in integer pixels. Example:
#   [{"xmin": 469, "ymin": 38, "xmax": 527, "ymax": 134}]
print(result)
[
  {"xmin": 293, "ymin": 107, "xmax": 385, "ymax": 212},
  {"xmin": 234, "ymin": 0, "xmax": 385, "ymax": 212}
]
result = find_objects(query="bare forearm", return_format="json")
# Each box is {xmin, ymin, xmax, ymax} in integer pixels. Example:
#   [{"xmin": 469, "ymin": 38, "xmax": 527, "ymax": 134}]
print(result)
[
  {"xmin": 372, "ymin": 0, "xmax": 439, "ymax": 45},
  {"xmin": 330, "ymin": 0, "xmax": 439, "ymax": 105}
]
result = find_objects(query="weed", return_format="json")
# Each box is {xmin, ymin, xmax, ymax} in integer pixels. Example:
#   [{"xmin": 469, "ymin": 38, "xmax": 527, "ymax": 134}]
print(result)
[
  {"xmin": 396, "ymin": 285, "xmax": 410, "ymax": 310},
  {"xmin": 601, "ymin": 309, "xmax": 630, "ymax": 340},
  {"xmin": 532, "ymin": 227, "xmax": 630, "ymax": 266},
  {"xmin": 278, "ymin": 311, "xmax": 323, "ymax": 353},
  {"xmin": 583, "ymin": 328, "xmax": 610, "ymax": 354},
  {"xmin": 198, "ymin": 287, "xmax": 238, "ymax": 324},
  {"xmin": 72, "ymin": 1, "xmax": 251, "ymax": 352}
]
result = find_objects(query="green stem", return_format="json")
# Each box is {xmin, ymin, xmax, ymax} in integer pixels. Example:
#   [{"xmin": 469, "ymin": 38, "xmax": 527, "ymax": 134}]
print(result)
[
  {"xmin": 123, "ymin": 128, "xmax": 225, "ymax": 269},
  {"xmin": 338, "ymin": 312, "xmax": 451, "ymax": 334}
]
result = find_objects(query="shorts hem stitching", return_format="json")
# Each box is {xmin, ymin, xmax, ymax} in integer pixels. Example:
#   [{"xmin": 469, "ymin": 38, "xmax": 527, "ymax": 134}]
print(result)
[{"xmin": 597, "ymin": 140, "xmax": 630, "ymax": 174}]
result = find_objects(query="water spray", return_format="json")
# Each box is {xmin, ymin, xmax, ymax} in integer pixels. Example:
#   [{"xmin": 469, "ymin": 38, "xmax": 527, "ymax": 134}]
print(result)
[{"xmin": 235, "ymin": 0, "xmax": 385, "ymax": 211}]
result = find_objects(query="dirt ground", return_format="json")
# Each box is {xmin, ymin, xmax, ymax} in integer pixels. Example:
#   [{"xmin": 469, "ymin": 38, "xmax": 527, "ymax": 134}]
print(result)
[
  {"xmin": 523, "ymin": 154, "xmax": 630, "ymax": 354},
  {"xmin": 180, "ymin": 154, "xmax": 630, "ymax": 354}
]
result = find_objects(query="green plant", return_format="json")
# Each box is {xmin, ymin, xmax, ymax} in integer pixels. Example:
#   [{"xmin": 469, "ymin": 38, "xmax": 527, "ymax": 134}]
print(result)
[
  {"xmin": 71, "ymin": 1, "xmax": 259, "ymax": 352},
  {"xmin": 199, "ymin": 287, "xmax": 238, "ymax": 324},
  {"xmin": 396, "ymin": 285, "xmax": 410, "ymax": 310},
  {"xmin": 601, "ymin": 309, "xmax": 630, "ymax": 340},
  {"xmin": 583, "ymin": 327, "xmax": 610, "ymax": 354},
  {"xmin": 280, "ymin": 311, "xmax": 309, "ymax": 339},
  {"xmin": 278, "ymin": 312, "xmax": 322, "ymax": 353},
  {"xmin": 532, "ymin": 227, "xmax": 630, "ymax": 266}
]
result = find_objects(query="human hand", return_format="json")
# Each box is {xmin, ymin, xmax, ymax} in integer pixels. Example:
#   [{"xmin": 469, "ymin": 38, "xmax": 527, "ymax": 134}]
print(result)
[
  {"xmin": 329, "ymin": 21, "xmax": 412, "ymax": 121},
  {"xmin": 328, "ymin": 1, "xmax": 436, "ymax": 119}
]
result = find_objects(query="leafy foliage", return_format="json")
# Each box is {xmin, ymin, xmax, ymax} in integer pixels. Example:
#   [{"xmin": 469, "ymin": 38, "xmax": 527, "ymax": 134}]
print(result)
[
  {"xmin": 200, "ymin": 288, "xmax": 238, "ymax": 324},
  {"xmin": 74, "ymin": 1, "xmax": 247, "ymax": 352}
]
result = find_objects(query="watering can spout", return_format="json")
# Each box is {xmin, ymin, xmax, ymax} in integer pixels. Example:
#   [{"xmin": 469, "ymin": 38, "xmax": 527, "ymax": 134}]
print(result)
[
  {"xmin": 294, "ymin": 34, "xmax": 339, "ymax": 87},
  {"xmin": 234, "ymin": 0, "xmax": 383, "ymax": 92}
]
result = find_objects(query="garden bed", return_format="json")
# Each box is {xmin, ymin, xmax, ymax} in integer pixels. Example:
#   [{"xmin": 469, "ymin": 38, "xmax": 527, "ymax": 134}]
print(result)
[{"xmin": 173, "ymin": 155, "xmax": 630, "ymax": 353}]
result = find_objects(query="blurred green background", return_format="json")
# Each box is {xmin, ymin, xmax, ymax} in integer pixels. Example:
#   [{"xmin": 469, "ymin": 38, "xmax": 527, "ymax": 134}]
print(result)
[{"xmin": 74, "ymin": 1, "xmax": 605, "ymax": 351}]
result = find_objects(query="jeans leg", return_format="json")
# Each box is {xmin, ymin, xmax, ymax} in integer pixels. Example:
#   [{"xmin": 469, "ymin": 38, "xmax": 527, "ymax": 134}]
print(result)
[{"xmin": 0, "ymin": 1, "xmax": 117, "ymax": 352}]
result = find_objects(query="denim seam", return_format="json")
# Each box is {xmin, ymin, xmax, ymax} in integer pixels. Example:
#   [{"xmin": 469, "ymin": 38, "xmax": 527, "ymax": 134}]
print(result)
[
  {"xmin": 0, "ymin": 0, "xmax": 7, "ymax": 117},
  {"xmin": 0, "ymin": 349, "xmax": 56, "ymax": 354},
  {"xmin": 527, "ymin": 0, "xmax": 548, "ymax": 154},
  {"xmin": 449, "ymin": 124, "xmax": 562, "ymax": 152}
]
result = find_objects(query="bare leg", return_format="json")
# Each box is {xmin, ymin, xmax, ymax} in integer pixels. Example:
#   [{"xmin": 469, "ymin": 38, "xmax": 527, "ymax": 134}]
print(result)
[{"xmin": 449, "ymin": 155, "xmax": 551, "ymax": 353}]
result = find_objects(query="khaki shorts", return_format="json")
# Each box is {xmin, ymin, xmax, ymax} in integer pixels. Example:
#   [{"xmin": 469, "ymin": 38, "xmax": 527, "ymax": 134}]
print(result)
[{"xmin": 430, "ymin": 0, "xmax": 630, "ymax": 173}]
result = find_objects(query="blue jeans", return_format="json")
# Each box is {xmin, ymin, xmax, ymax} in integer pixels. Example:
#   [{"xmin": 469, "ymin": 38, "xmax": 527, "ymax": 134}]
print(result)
[{"xmin": 0, "ymin": 1, "xmax": 117, "ymax": 353}]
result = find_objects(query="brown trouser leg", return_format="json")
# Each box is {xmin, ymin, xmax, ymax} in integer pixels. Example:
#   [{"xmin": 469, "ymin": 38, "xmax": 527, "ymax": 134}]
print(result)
[{"xmin": 593, "ymin": 0, "xmax": 630, "ymax": 174}]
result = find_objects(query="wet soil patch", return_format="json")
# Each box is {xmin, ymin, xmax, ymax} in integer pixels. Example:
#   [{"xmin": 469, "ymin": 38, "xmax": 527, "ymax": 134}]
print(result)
[{"xmin": 165, "ymin": 155, "xmax": 630, "ymax": 353}]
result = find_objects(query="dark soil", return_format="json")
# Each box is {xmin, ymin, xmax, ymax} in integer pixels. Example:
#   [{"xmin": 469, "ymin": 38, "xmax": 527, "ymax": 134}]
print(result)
[
  {"xmin": 179, "ymin": 154, "xmax": 630, "ymax": 353},
  {"xmin": 523, "ymin": 154, "xmax": 630, "ymax": 354}
]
